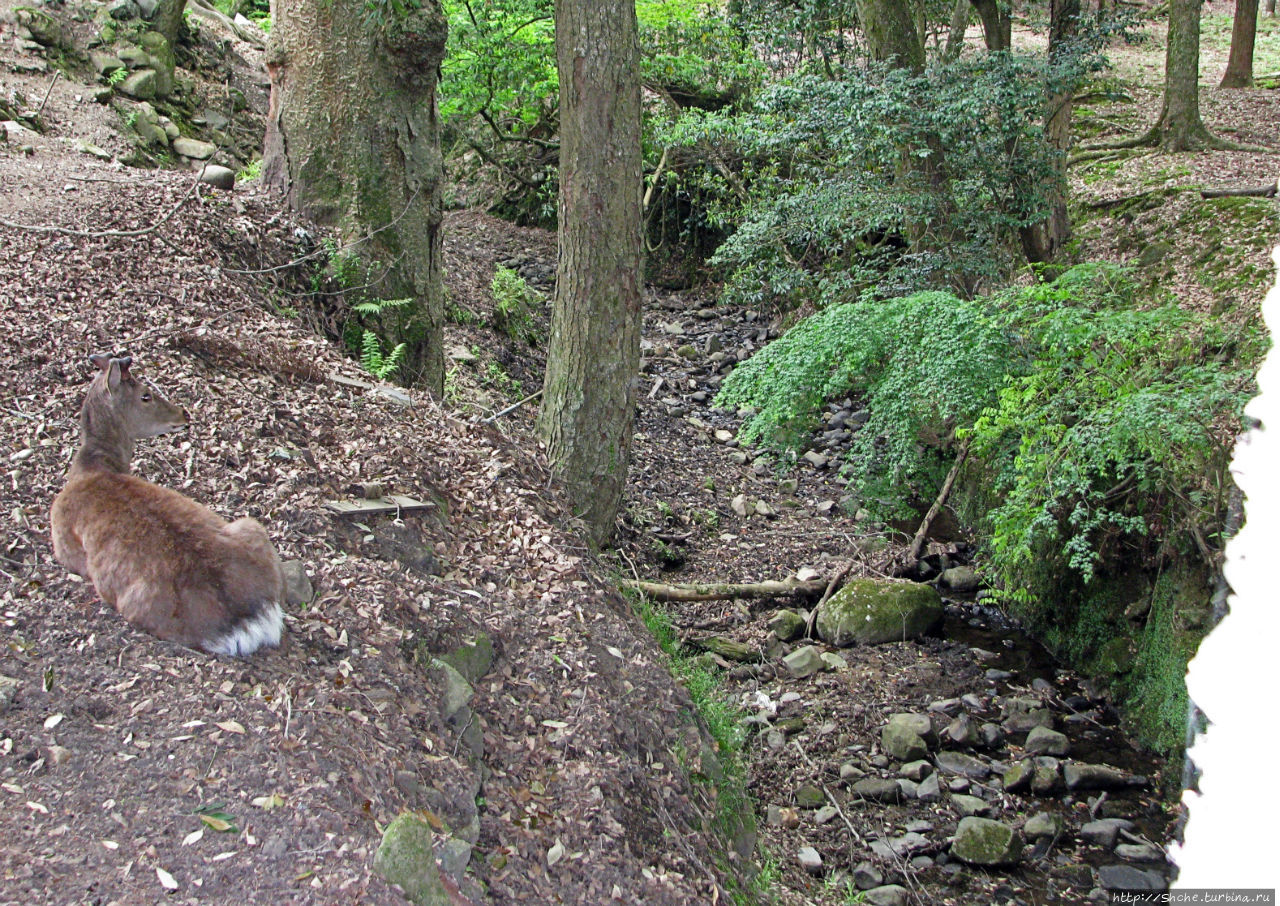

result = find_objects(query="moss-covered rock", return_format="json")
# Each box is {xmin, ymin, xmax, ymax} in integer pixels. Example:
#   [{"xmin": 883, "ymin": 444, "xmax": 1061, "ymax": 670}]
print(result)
[
  {"xmin": 951, "ymin": 816, "xmax": 1023, "ymax": 867},
  {"xmin": 373, "ymin": 813, "xmax": 449, "ymax": 906},
  {"xmin": 439, "ymin": 633, "xmax": 495, "ymax": 684},
  {"xmin": 816, "ymin": 578, "xmax": 942, "ymax": 647}
]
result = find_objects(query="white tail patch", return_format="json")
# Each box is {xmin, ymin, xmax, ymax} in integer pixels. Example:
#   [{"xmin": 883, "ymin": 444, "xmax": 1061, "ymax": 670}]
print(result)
[{"xmin": 203, "ymin": 604, "xmax": 284, "ymax": 657}]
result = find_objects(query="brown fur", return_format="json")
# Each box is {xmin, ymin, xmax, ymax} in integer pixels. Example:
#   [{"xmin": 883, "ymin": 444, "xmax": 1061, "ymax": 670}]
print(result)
[{"xmin": 51, "ymin": 355, "xmax": 285, "ymax": 652}]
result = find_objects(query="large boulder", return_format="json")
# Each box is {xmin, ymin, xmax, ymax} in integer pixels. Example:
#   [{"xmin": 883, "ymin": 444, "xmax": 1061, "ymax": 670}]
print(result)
[
  {"xmin": 815, "ymin": 578, "xmax": 943, "ymax": 647},
  {"xmin": 951, "ymin": 817, "xmax": 1023, "ymax": 867},
  {"xmin": 373, "ymin": 813, "xmax": 450, "ymax": 905}
]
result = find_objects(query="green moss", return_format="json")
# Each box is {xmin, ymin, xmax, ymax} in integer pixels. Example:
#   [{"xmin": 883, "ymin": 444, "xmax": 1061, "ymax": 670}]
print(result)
[
  {"xmin": 816, "ymin": 578, "xmax": 943, "ymax": 646},
  {"xmin": 373, "ymin": 813, "xmax": 449, "ymax": 905}
]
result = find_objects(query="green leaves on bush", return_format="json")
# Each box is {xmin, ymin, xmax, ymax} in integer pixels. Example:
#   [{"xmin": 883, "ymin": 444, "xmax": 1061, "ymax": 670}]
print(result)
[{"xmin": 718, "ymin": 264, "xmax": 1254, "ymax": 591}]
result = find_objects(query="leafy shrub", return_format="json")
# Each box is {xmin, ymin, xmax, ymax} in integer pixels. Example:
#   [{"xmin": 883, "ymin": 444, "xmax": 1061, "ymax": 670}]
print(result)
[{"xmin": 488, "ymin": 266, "xmax": 541, "ymax": 344}]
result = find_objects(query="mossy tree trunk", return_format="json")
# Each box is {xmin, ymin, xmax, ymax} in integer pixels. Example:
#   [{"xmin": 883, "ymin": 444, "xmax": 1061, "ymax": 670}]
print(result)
[
  {"xmin": 151, "ymin": 0, "xmax": 186, "ymax": 49},
  {"xmin": 1020, "ymin": 0, "xmax": 1079, "ymax": 265},
  {"xmin": 536, "ymin": 0, "xmax": 642, "ymax": 546},
  {"xmin": 1220, "ymin": 0, "xmax": 1258, "ymax": 88},
  {"xmin": 262, "ymin": 0, "xmax": 447, "ymax": 394},
  {"xmin": 1151, "ymin": 0, "xmax": 1216, "ymax": 151}
]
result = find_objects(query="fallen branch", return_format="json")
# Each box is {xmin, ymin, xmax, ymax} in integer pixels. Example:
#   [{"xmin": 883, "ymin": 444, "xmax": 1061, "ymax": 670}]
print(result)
[
  {"xmin": 684, "ymin": 635, "xmax": 762, "ymax": 662},
  {"xmin": 1199, "ymin": 181, "xmax": 1278, "ymax": 199},
  {"xmin": 35, "ymin": 70, "xmax": 60, "ymax": 119},
  {"xmin": 482, "ymin": 389, "xmax": 544, "ymax": 424},
  {"xmin": 805, "ymin": 558, "xmax": 854, "ymax": 639},
  {"xmin": 622, "ymin": 577, "xmax": 826, "ymax": 602},
  {"xmin": 908, "ymin": 438, "xmax": 971, "ymax": 563}
]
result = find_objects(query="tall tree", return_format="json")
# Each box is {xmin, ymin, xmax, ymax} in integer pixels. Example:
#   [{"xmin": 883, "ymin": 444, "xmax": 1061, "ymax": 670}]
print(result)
[
  {"xmin": 1220, "ymin": 0, "xmax": 1258, "ymax": 88},
  {"xmin": 970, "ymin": 0, "xmax": 1011, "ymax": 51},
  {"xmin": 262, "ymin": 0, "xmax": 448, "ymax": 393},
  {"xmin": 537, "ymin": 0, "xmax": 642, "ymax": 546},
  {"xmin": 1149, "ymin": 0, "xmax": 1217, "ymax": 150},
  {"xmin": 1020, "ymin": 0, "xmax": 1080, "ymax": 264}
]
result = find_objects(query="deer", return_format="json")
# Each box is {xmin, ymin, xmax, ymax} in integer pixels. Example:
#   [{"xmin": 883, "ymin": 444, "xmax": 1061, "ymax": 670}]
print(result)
[{"xmin": 51, "ymin": 354, "xmax": 285, "ymax": 656}]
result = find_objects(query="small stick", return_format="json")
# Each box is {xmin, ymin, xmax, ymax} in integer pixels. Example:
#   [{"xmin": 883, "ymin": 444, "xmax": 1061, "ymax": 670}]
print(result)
[
  {"xmin": 482, "ymin": 388, "xmax": 543, "ymax": 424},
  {"xmin": 35, "ymin": 70, "xmax": 61, "ymax": 119}
]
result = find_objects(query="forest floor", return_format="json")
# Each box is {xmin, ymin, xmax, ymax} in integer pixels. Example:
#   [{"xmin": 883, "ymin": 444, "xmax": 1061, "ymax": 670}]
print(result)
[{"xmin": 1, "ymin": 2, "xmax": 1277, "ymax": 906}]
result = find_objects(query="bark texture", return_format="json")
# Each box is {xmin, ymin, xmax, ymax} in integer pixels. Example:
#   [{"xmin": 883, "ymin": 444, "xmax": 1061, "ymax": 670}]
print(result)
[
  {"xmin": 262, "ymin": 0, "xmax": 447, "ymax": 393},
  {"xmin": 856, "ymin": 0, "xmax": 925, "ymax": 69},
  {"xmin": 1220, "ymin": 0, "xmax": 1258, "ymax": 88},
  {"xmin": 537, "ymin": 0, "xmax": 642, "ymax": 546},
  {"xmin": 1020, "ymin": 0, "xmax": 1079, "ymax": 265},
  {"xmin": 970, "ymin": 0, "xmax": 1012, "ymax": 51},
  {"xmin": 1153, "ymin": 0, "xmax": 1214, "ymax": 151}
]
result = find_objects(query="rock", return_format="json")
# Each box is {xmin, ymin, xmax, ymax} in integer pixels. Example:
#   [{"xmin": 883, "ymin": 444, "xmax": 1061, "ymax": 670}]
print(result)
[
  {"xmin": 950, "ymin": 794, "xmax": 991, "ymax": 818},
  {"xmin": 985, "ymin": 668, "xmax": 1014, "ymax": 682},
  {"xmin": 1024, "ymin": 726, "xmax": 1070, "ymax": 757},
  {"xmin": 90, "ymin": 52, "xmax": 126, "ymax": 77},
  {"xmin": 730, "ymin": 493, "xmax": 749, "ymax": 517},
  {"xmin": 118, "ymin": 69, "xmax": 157, "ymax": 100},
  {"xmin": 447, "ymin": 345, "xmax": 477, "ymax": 363},
  {"xmin": 814, "ymin": 805, "xmax": 838, "ymax": 825},
  {"xmin": 108, "ymin": 0, "xmax": 139, "ymax": 19},
  {"xmin": 753, "ymin": 499, "xmax": 774, "ymax": 518},
  {"xmin": 802, "ymin": 450, "xmax": 829, "ymax": 469},
  {"xmin": 172, "ymin": 137, "xmax": 216, "ymax": 159},
  {"xmin": 1116, "ymin": 843, "xmax": 1165, "ymax": 862},
  {"xmin": 943, "ymin": 713, "xmax": 981, "ymax": 747},
  {"xmin": 899, "ymin": 760, "xmax": 932, "ymax": 781},
  {"xmin": 795, "ymin": 785, "xmax": 825, "ymax": 809},
  {"xmin": 864, "ymin": 885, "xmax": 909, "ymax": 906},
  {"xmin": 75, "ymin": 140, "xmax": 112, "ymax": 160},
  {"xmin": 1097, "ymin": 864, "xmax": 1165, "ymax": 891},
  {"xmin": 979, "ymin": 722, "xmax": 1004, "ymax": 749},
  {"xmin": 1064, "ymin": 762, "xmax": 1141, "ymax": 791},
  {"xmin": 951, "ymin": 817, "xmax": 1023, "ymax": 867},
  {"xmin": 438, "ymin": 634, "xmax": 495, "ymax": 684},
  {"xmin": 280, "ymin": 560, "xmax": 313, "ymax": 605},
  {"xmin": 430, "ymin": 659, "xmax": 473, "ymax": 721},
  {"xmin": 935, "ymin": 750, "xmax": 991, "ymax": 780},
  {"xmin": 0, "ymin": 675, "xmax": 18, "ymax": 713},
  {"xmin": 767, "ymin": 805, "xmax": 801, "ymax": 828},
  {"xmin": 1002, "ymin": 761, "xmax": 1033, "ymax": 793},
  {"xmin": 1003, "ymin": 708, "xmax": 1055, "ymax": 734},
  {"xmin": 1031, "ymin": 758, "xmax": 1063, "ymax": 795},
  {"xmin": 373, "ymin": 813, "xmax": 449, "ymax": 905},
  {"xmin": 852, "ymin": 861, "xmax": 883, "ymax": 890},
  {"xmin": 882, "ymin": 716, "xmax": 930, "ymax": 762},
  {"xmin": 797, "ymin": 846, "xmax": 823, "ymax": 874},
  {"xmin": 1080, "ymin": 818, "xmax": 1135, "ymax": 849},
  {"xmin": 675, "ymin": 343, "xmax": 698, "ymax": 359},
  {"xmin": 198, "ymin": 165, "xmax": 236, "ymax": 190},
  {"xmin": 820, "ymin": 651, "xmax": 848, "ymax": 671},
  {"xmin": 851, "ymin": 778, "xmax": 901, "ymax": 803},
  {"xmin": 15, "ymin": 8, "xmax": 64, "ymax": 46},
  {"xmin": 839, "ymin": 762, "xmax": 864, "ymax": 782},
  {"xmin": 896, "ymin": 779, "xmax": 918, "ymax": 799},
  {"xmin": 939, "ymin": 565, "xmax": 980, "ymax": 593},
  {"xmin": 928, "ymin": 697, "xmax": 963, "ymax": 715},
  {"xmin": 136, "ymin": 0, "xmax": 159, "ymax": 17},
  {"xmin": 917, "ymin": 773, "xmax": 942, "ymax": 801},
  {"xmin": 782, "ymin": 645, "xmax": 824, "ymax": 678},
  {"xmin": 117, "ymin": 45, "xmax": 151, "ymax": 68},
  {"xmin": 816, "ymin": 578, "xmax": 943, "ymax": 647},
  {"xmin": 1023, "ymin": 812, "xmax": 1065, "ymax": 841}
]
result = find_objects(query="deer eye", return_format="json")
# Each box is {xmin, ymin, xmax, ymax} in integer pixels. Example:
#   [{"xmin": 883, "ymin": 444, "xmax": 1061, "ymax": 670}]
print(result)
[{"xmin": 140, "ymin": 392, "xmax": 152, "ymax": 403}]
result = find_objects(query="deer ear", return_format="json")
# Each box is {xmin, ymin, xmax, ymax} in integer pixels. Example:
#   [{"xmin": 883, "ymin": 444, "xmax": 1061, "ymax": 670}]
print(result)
[
  {"xmin": 89, "ymin": 354, "xmax": 112, "ymax": 373},
  {"xmin": 116, "ymin": 356, "xmax": 133, "ymax": 382}
]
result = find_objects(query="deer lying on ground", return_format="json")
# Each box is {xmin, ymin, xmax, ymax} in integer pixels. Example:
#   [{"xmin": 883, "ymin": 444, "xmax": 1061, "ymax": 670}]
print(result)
[{"xmin": 51, "ymin": 354, "xmax": 285, "ymax": 655}]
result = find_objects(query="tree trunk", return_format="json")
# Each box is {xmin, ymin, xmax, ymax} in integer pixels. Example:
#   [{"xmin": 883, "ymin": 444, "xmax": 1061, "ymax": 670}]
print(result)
[
  {"xmin": 537, "ymin": 0, "xmax": 642, "ymax": 547},
  {"xmin": 1020, "ymin": 0, "xmax": 1080, "ymax": 265},
  {"xmin": 856, "ymin": 0, "xmax": 926, "ymax": 69},
  {"xmin": 1220, "ymin": 0, "xmax": 1258, "ymax": 87},
  {"xmin": 1153, "ymin": 0, "xmax": 1214, "ymax": 150},
  {"xmin": 970, "ymin": 0, "xmax": 1011, "ymax": 51},
  {"xmin": 262, "ymin": 0, "xmax": 447, "ymax": 394},
  {"xmin": 151, "ymin": 0, "xmax": 186, "ymax": 49},
  {"xmin": 1267, "ymin": 0, "xmax": 1276, "ymax": 17},
  {"xmin": 944, "ymin": 0, "xmax": 970, "ymax": 62}
]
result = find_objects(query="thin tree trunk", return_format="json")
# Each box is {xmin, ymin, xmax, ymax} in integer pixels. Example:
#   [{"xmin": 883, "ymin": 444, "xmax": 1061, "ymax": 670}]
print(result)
[
  {"xmin": 537, "ymin": 0, "xmax": 643, "ymax": 546},
  {"xmin": 263, "ymin": 0, "xmax": 447, "ymax": 393},
  {"xmin": 1020, "ymin": 0, "xmax": 1080, "ymax": 264},
  {"xmin": 1220, "ymin": 0, "xmax": 1258, "ymax": 87},
  {"xmin": 970, "ymin": 0, "xmax": 1012, "ymax": 51},
  {"xmin": 1154, "ymin": 0, "xmax": 1215, "ymax": 150},
  {"xmin": 944, "ymin": 0, "xmax": 970, "ymax": 61}
]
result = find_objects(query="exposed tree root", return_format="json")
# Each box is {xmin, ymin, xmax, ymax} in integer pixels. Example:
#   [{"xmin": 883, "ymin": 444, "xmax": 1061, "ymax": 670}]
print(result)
[{"xmin": 621, "ymin": 577, "xmax": 827, "ymax": 602}]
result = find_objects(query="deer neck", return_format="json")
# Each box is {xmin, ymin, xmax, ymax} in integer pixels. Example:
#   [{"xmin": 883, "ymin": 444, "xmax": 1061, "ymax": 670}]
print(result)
[{"xmin": 70, "ymin": 404, "xmax": 135, "ymax": 476}]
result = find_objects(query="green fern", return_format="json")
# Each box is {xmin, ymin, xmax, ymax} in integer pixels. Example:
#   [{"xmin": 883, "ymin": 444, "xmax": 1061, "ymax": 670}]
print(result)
[{"xmin": 360, "ymin": 330, "xmax": 407, "ymax": 380}]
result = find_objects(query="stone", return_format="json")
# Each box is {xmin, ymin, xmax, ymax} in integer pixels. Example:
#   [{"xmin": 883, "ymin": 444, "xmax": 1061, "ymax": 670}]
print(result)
[
  {"xmin": 430, "ymin": 659, "xmax": 473, "ymax": 720},
  {"xmin": 730, "ymin": 493, "xmax": 749, "ymax": 517},
  {"xmin": 943, "ymin": 713, "xmax": 980, "ymax": 747},
  {"xmin": 172, "ymin": 137, "xmax": 216, "ymax": 159},
  {"xmin": 816, "ymin": 578, "xmax": 943, "ymax": 647},
  {"xmin": 107, "ymin": 0, "xmax": 139, "ymax": 19},
  {"xmin": 851, "ymin": 778, "xmax": 901, "ymax": 803},
  {"xmin": 839, "ymin": 762, "xmax": 864, "ymax": 782},
  {"xmin": 852, "ymin": 861, "xmax": 883, "ymax": 890},
  {"xmin": 814, "ymin": 805, "xmax": 838, "ymax": 825},
  {"xmin": 820, "ymin": 651, "xmax": 848, "ymax": 671},
  {"xmin": 1080, "ymin": 818, "xmax": 1135, "ymax": 849},
  {"xmin": 864, "ymin": 885, "xmax": 909, "ymax": 906},
  {"xmin": 1115, "ymin": 843, "xmax": 1164, "ymax": 862},
  {"xmin": 1025, "ymin": 726, "xmax": 1070, "ymax": 757},
  {"xmin": 280, "ymin": 560, "xmax": 313, "ymax": 605},
  {"xmin": 118, "ymin": 45, "xmax": 150, "ymax": 68},
  {"xmin": 447, "ymin": 345, "xmax": 477, "ymax": 363},
  {"xmin": 802, "ymin": 450, "xmax": 829, "ymax": 469},
  {"xmin": 917, "ymin": 773, "xmax": 942, "ymax": 801},
  {"xmin": 782, "ymin": 645, "xmax": 824, "ymax": 679},
  {"xmin": 935, "ymin": 750, "xmax": 991, "ymax": 780},
  {"xmin": 136, "ymin": 0, "xmax": 159, "ymax": 17},
  {"xmin": 0, "ymin": 675, "xmax": 19, "ymax": 713},
  {"xmin": 928, "ymin": 697, "xmax": 963, "ymax": 715},
  {"xmin": 1064, "ymin": 762, "xmax": 1140, "ymax": 791},
  {"xmin": 1097, "ymin": 864, "xmax": 1165, "ymax": 891},
  {"xmin": 75, "ymin": 140, "xmax": 112, "ymax": 160},
  {"xmin": 899, "ymin": 760, "xmax": 932, "ymax": 781},
  {"xmin": 950, "ymin": 794, "xmax": 991, "ymax": 818},
  {"xmin": 675, "ymin": 344, "xmax": 698, "ymax": 359},
  {"xmin": 373, "ymin": 813, "xmax": 449, "ymax": 906},
  {"xmin": 198, "ymin": 165, "xmax": 236, "ymax": 190},
  {"xmin": 434, "ymin": 837, "xmax": 472, "ymax": 879},
  {"xmin": 1023, "ymin": 812, "xmax": 1065, "ymax": 841},
  {"xmin": 951, "ymin": 817, "xmax": 1023, "ymax": 868},
  {"xmin": 797, "ymin": 846, "xmax": 822, "ymax": 874},
  {"xmin": 90, "ymin": 52, "xmax": 126, "ymax": 77},
  {"xmin": 1031, "ymin": 759, "xmax": 1063, "ymax": 796},
  {"xmin": 794, "ymin": 785, "xmax": 825, "ymax": 809},
  {"xmin": 881, "ymin": 718, "xmax": 929, "ymax": 763},
  {"xmin": 15, "ymin": 8, "xmax": 64, "ymax": 46},
  {"xmin": 767, "ymin": 805, "xmax": 801, "ymax": 828},
  {"xmin": 1003, "ymin": 708, "xmax": 1055, "ymax": 734},
  {"xmin": 118, "ymin": 69, "xmax": 157, "ymax": 100},
  {"xmin": 939, "ymin": 565, "xmax": 980, "ymax": 593},
  {"xmin": 896, "ymin": 779, "xmax": 918, "ymax": 799},
  {"xmin": 439, "ymin": 634, "xmax": 495, "ymax": 684},
  {"xmin": 1002, "ymin": 761, "xmax": 1033, "ymax": 793},
  {"xmin": 979, "ymin": 722, "xmax": 1005, "ymax": 749}
]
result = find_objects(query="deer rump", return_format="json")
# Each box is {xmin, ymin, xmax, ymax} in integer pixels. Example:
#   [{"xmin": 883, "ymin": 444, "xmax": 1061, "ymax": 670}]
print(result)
[{"xmin": 54, "ymin": 472, "xmax": 285, "ymax": 655}]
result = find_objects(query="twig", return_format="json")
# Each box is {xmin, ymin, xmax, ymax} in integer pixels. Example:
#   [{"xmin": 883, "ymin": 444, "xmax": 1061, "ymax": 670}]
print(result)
[
  {"xmin": 805, "ymin": 558, "xmax": 854, "ymax": 639},
  {"xmin": 0, "ymin": 161, "xmax": 210, "ymax": 238},
  {"xmin": 790, "ymin": 738, "xmax": 864, "ymax": 854},
  {"xmin": 907, "ymin": 438, "xmax": 971, "ymax": 562},
  {"xmin": 35, "ymin": 70, "xmax": 60, "ymax": 119},
  {"xmin": 482, "ymin": 388, "xmax": 544, "ymax": 424}
]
